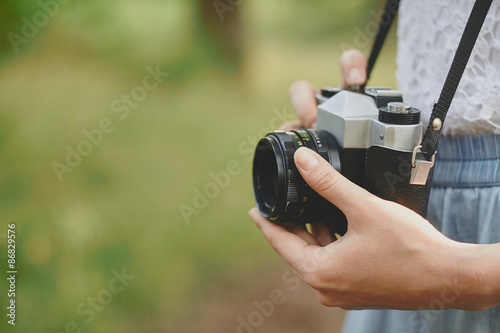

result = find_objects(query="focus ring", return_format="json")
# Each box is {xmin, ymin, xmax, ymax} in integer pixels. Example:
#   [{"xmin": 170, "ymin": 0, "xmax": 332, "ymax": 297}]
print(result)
[
  {"xmin": 271, "ymin": 131, "xmax": 296, "ymax": 170},
  {"xmin": 252, "ymin": 129, "xmax": 343, "ymax": 225},
  {"xmin": 286, "ymin": 183, "xmax": 299, "ymax": 203}
]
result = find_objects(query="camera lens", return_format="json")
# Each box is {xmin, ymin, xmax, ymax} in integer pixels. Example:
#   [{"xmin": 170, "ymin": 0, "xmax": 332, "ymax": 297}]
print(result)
[
  {"xmin": 253, "ymin": 129, "xmax": 347, "ymax": 233},
  {"xmin": 259, "ymin": 147, "xmax": 279, "ymax": 207}
]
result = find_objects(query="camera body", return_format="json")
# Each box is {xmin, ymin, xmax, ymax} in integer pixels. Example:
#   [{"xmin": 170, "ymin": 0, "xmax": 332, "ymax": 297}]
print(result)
[
  {"xmin": 252, "ymin": 87, "xmax": 434, "ymax": 233},
  {"xmin": 316, "ymin": 87, "xmax": 433, "ymax": 215}
]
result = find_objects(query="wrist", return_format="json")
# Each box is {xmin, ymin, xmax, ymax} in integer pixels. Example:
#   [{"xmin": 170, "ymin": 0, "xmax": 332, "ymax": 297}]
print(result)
[{"xmin": 454, "ymin": 242, "xmax": 500, "ymax": 310}]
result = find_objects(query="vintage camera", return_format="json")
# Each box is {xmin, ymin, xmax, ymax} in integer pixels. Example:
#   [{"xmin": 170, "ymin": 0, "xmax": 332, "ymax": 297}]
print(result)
[{"xmin": 252, "ymin": 87, "xmax": 434, "ymax": 234}]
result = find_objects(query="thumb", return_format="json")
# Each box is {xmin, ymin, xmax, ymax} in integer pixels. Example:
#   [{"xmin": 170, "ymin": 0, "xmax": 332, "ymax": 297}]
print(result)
[
  {"xmin": 340, "ymin": 49, "xmax": 367, "ymax": 87},
  {"xmin": 294, "ymin": 147, "xmax": 371, "ymax": 216}
]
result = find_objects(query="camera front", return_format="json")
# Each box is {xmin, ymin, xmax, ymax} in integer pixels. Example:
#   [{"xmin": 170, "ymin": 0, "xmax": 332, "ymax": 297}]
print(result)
[{"xmin": 252, "ymin": 129, "xmax": 347, "ymax": 233}]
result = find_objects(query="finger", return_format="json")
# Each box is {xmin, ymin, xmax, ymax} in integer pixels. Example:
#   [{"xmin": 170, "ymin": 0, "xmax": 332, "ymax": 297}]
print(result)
[
  {"xmin": 279, "ymin": 121, "xmax": 301, "ymax": 131},
  {"xmin": 341, "ymin": 305, "xmax": 387, "ymax": 310},
  {"xmin": 340, "ymin": 49, "xmax": 368, "ymax": 87},
  {"xmin": 249, "ymin": 208, "xmax": 318, "ymax": 269},
  {"xmin": 294, "ymin": 147, "xmax": 372, "ymax": 218},
  {"xmin": 310, "ymin": 222, "xmax": 335, "ymax": 246},
  {"xmin": 288, "ymin": 225, "xmax": 319, "ymax": 246},
  {"xmin": 288, "ymin": 80, "xmax": 318, "ymax": 128}
]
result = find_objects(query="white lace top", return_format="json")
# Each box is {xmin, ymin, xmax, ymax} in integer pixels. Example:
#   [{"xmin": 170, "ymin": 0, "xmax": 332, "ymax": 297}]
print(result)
[{"xmin": 396, "ymin": 0, "xmax": 500, "ymax": 135}]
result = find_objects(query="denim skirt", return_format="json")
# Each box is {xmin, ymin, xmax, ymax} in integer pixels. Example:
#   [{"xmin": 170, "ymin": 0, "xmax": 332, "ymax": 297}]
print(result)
[{"xmin": 342, "ymin": 133, "xmax": 500, "ymax": 333}]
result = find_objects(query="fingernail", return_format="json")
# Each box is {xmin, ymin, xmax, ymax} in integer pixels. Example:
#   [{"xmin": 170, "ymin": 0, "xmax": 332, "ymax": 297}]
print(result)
[
  {"xmin": 295, "ymin": 148, "xmax": 318, "ymax": 171},
  {"xmin": 348, "ymin": 68, "xmax": 363, "ymax": 85},
  {"xmin": 311, "ymin": 122, "xmax": 317, "ymax": 129}
]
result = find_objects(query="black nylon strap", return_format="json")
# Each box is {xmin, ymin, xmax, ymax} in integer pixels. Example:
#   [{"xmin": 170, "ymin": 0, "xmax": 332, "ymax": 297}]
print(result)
[
  {"xmin": 365, "ymin": 0, "xmax": 492, "ymax": 159},
  {"xmin": 420, "ymin": 0, "xmax": 493, "ymax": 158},
  {"xmin": 365, "ymin": 0, "xmax": 400, "ymax": 84}
]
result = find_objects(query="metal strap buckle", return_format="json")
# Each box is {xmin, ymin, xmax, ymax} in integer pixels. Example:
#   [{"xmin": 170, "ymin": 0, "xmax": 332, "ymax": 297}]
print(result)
[{"xmin": 410, "ymin": 145, "xmax": 436, "ymax": 185}]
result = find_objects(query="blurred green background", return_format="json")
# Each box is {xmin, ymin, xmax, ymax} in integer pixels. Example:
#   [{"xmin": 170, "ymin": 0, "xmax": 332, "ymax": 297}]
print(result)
[{"xmin": 0, "ymin": 0, "xmax": 397, "ymax": 332}]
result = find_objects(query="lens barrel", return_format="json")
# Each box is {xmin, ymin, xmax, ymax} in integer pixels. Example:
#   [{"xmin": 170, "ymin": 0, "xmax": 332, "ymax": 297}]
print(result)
[{"xmin": 253, "ymin": 129, "xmax": 346, "ymax": 232}]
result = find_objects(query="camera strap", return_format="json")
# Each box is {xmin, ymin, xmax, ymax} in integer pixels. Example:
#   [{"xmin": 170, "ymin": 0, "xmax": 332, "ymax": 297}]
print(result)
[
  {"xmin": 365, "ymin": 0, "xmax": 400, "ymax": 84},
  {"xmin": 419, "ymin": 0, "xmax": 493, "ymax": 158},
  {"xmin": 366, "ymin": 0, "xmax": 493, "ymax": 185}
]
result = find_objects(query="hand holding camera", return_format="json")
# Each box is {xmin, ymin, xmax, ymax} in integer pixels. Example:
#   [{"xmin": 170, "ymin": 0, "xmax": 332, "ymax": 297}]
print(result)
[
  {"xmin": 248, "ymin": 50, "xmax": 499, "ymax": 310},
  {"xmin": 248, "ymin": 151, "xmax": 469, "ymax": 309}
]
